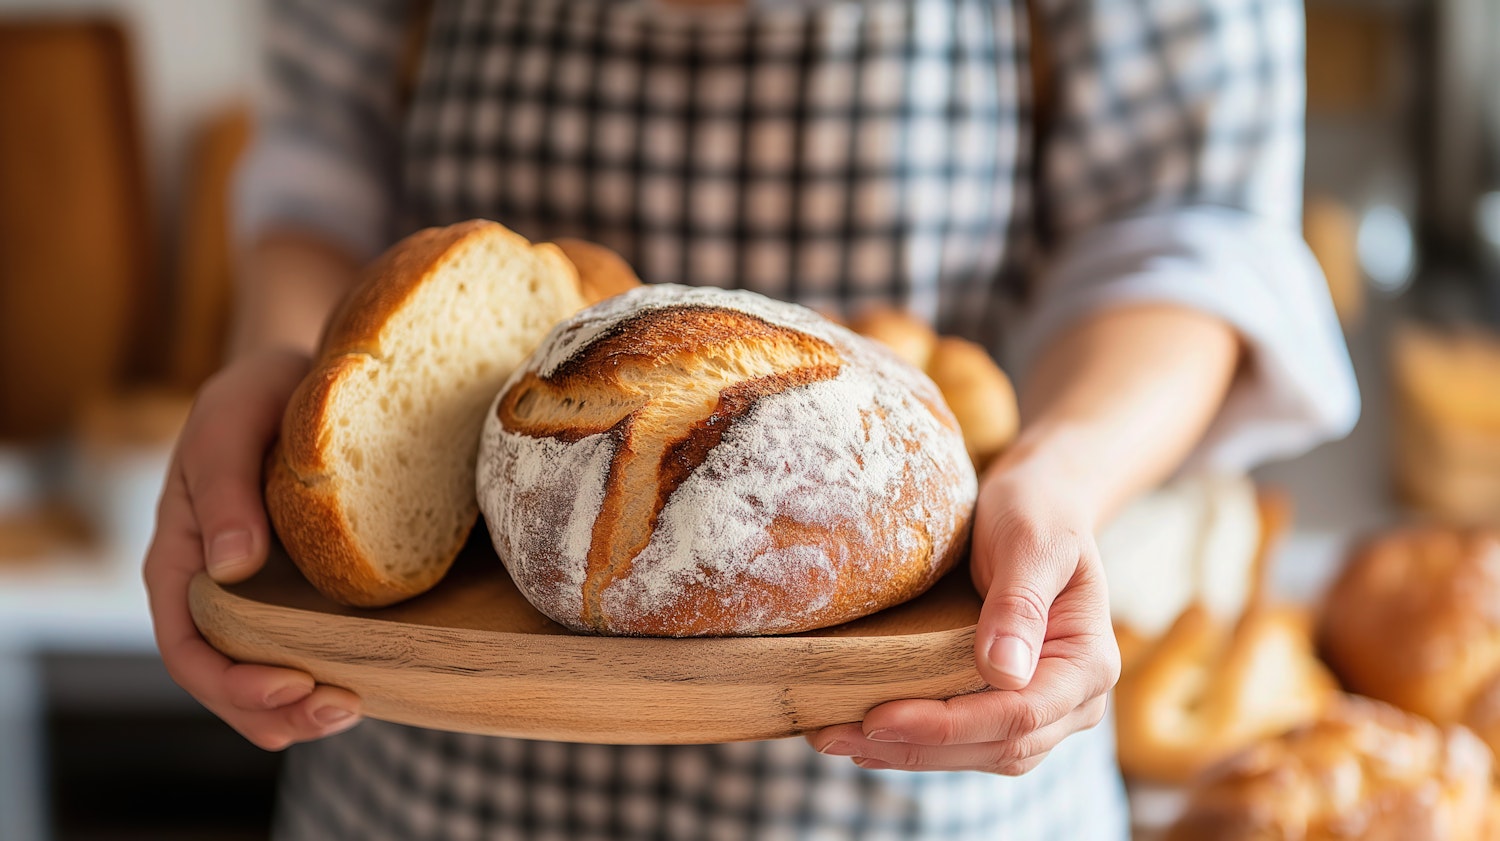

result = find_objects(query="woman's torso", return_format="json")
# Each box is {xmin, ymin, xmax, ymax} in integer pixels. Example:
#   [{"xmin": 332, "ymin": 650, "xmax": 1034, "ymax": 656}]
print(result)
[{"xmin": 276, "ymin": 2, "xmax": 1126, "ymax": 838}]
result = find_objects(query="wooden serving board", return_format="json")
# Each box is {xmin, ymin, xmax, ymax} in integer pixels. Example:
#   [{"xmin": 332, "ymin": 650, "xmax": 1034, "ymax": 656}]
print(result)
[{"xmin": 190, "ymin": 534, "xmax": 986, "ymax": 744}]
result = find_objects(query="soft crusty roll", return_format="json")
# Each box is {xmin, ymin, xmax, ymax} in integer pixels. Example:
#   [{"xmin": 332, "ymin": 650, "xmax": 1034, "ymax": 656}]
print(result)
[
  {"xmin": 1109, "ymin": 483, "xmax": 1333, "ymax": 782},
  {"xmin": 1166, "ymin": 696, "xmax": 1495, "ymax": 841},
  {"xmin": 477, "ymin": 284, "xmax": 978, "ymax": 637},
  {"xmin": 925, "ymin": 337, "xmax": 1019, "ymax": 472},
  {"xmin": 847, "ymin": 308, "xmax": 937, "ymax": 370},
  {"xmin": 848, "ymin": 307, "xmax": 1018, "ymax": 471},
  {"xmin": 1113, "ymin": 603, "xmax": 1338, "ymax": 783},
  {"xmin": 551, "ymin": 238, "xmax": 641, "ymax": 305},
  {"xmin": 1318, "ymin": 527, "xmax": 1500, "ymax": 760},
  {"xmin": 267, "ymin": 221, "xmax": 587, "ymax": 607}
]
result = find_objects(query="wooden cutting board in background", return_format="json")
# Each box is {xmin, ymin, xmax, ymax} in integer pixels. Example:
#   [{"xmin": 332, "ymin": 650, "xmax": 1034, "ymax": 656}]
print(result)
[
  {"xmin": 170, "ymin": 104, "xmax": 249, "ymax": 390},
  {"xmin": 0, "ymin": 20, "xmax": 154, "ymax": 441}
]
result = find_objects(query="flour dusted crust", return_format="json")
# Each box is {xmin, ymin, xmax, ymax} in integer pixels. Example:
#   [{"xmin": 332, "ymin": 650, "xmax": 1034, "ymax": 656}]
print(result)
[{"xmin": 477, "ymin": 284, "xmax": 978, "ymax": 636}]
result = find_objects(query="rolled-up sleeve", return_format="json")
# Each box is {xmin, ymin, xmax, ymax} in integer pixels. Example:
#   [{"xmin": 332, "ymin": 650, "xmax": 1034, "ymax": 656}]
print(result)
[
  {"xmin": 235, "ymin": 0, "xmax": 414, "ymax": 263},
  {"xmin": 1018, "ymin": 0, "xmax": 1359, "ymax": 470}
]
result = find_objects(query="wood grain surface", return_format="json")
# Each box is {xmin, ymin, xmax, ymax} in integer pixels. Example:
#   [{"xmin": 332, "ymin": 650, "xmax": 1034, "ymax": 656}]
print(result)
[{"xmin": 191, "ymin": 533, "xmax": 986, "ymax": 744}]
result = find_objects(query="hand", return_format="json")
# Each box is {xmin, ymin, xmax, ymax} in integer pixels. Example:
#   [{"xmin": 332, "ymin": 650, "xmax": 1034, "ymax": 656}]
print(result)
[
  {"xmin": 144, "ymin": 348, "xmax": 363, "ymax": 750},
  {"xmin": 807, "ymin": 456, "xmax": 1120, "ymax": 774}
]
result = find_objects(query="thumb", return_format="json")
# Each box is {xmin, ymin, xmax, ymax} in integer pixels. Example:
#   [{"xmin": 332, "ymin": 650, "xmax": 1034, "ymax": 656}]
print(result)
[
  {"xmin": 182, "ymin": 351, "xmax": 309, "ymax": 583},
  {"xmin": 974, "ymin": 545, "xmax": 1069, "ymax": 691}
]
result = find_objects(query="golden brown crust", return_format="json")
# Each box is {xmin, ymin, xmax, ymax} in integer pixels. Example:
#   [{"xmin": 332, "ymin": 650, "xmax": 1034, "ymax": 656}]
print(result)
[
  {"xmin": 552, "ymin": 238, "xmax": 641, "ymax": 305},
  {"xmin": 482, "ymin": 287, "xmax": 977, "ymax": 636},
  {"xmin": 849, "ymin": 308, "xmax": 1019, "ymax": 471},
  {"xmin": 264, "ymin": 442, "xmax": 454, "ymax": 607},
  {"xmin": 1114, "ymin": 603, "xmax": 1338, "ymax": 783},
  {"xmin": 848, "ymin": 308, "xmax": 937, "ymax": 370},
  {"xmin": 266, "ymin": 220, "xmax": 569, "ymax": 607},
  {"xmin": 317, "ymin": 220, "xmax": 523, "ymax": 359},
  {"xmin": 1166, "ymin": 696, "xmax": 1495, "ymax": 841},
  {"xmin": 1318, "ymin": 527, "xmax": 1500, "ymax": 758},
  {"xmin": 924, "ymin": 336, "xmax": 1018, "ymax": 471}
]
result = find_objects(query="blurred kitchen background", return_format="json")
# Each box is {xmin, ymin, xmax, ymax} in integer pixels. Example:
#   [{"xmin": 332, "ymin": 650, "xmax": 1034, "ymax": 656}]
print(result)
[{"xmin": 2, "ymin": 1, "xmax": 1500, "ymax": 839}]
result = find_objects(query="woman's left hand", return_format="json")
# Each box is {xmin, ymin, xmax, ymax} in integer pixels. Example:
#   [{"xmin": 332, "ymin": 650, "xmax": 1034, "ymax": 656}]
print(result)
[{"xmin": 805, "ymin": 454, "xmax": 1120, "ymax": 775}]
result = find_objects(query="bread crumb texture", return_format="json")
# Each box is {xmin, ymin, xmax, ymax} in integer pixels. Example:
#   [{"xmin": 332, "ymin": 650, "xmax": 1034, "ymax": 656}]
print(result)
[{"xmin": 271, "ymin": 221, "xmax": 584, "ymax": 606}]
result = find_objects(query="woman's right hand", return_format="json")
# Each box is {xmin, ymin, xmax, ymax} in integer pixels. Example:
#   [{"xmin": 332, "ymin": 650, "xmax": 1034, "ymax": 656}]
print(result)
[{"xmin": 144, "ymin": 348, "xmax": 363, "ymax": 750}]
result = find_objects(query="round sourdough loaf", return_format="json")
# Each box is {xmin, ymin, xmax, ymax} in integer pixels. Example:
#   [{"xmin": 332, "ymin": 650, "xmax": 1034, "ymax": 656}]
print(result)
[{"xmin": 477, "ymin": 285, "xmax": 978, "ymax": 637}]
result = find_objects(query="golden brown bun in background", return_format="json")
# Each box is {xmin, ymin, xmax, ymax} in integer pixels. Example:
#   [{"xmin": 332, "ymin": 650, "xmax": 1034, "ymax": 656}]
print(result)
[
  {"xmin": 1166, "ymin": 696, "xmax": 1495, "ymax": 841},
  {"xmin": 1318, "ymin": 527, "xmax": 1500, "ymax": 759},
  {"xmin": 1114, "ymin": 603, "xmax": 1338, "ymax": 784},
  {"xmin": 849, "ymin": 307, "xmax": 1018, "ymax": 471},
  {"xmin": 267, "ymin": 221, "xmax": 587, "ymax": 607},
  {"xmin": 924, "ymin": 337, "xmax": 1019, "ymax": 472},
  {"xmin": 1110, "ymin": 486, "xmax": 1305, "ymax": 774},
  {"xmin": 847, "ymin": 308, "xmax": 937, "ymax": 370},
  {"xmin": 478, "ymin": 285, "xmax": 977, "ymax": 637},
  {"xmin": 552, "ymin": 238, "xmax": 642, "ymax": 305}
]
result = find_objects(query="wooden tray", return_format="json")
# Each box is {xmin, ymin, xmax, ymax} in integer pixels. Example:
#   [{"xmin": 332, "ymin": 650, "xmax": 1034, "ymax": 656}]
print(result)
[{"xmin": 190, "ymin": 535, "xmax": 986, "ymax": 744}]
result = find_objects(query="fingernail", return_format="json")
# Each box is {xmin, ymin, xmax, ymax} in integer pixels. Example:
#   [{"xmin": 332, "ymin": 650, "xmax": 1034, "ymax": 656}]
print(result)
[
  {"xmin": 988, "ymin": 636, "xmax": 1034, "ymax": 684},
  {"xmin": 207, "ymin": 530, "xmax": 254, "ymax": 577},
  {"xmin": 853, "ymin": 757, "xmax": 892, "ymax": 770},
  {"xmin": 313, "ymin": 705, "xmax": 356, "ymax": 726},
  {"xmin": 266, "ymin": 683, "xmax": 310, "ymax": 708},
  {"xmin": 818, "ymin": 740, "xmax": 859, "ymax": 757},
  {"xmin": 865, "ymin": 729, "xmax": 904, "ymax": 743}
]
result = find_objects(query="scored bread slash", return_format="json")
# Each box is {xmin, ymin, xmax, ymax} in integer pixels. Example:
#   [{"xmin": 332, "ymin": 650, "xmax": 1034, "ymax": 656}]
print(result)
[
  {"xmin": 479, "ymin": 284, "xmax": 979, "ymax": 637},
  {"xmin": 266, "ymin": 221, "xmax": 588, "ymax": 607}
]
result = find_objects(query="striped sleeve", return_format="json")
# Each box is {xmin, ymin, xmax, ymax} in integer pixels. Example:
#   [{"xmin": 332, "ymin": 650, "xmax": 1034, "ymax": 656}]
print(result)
[
  {"xmin": 1018, "ymin": 0, "xmax": 1359, "ymax": 470},
  {"xmin": 235, "ymin": 0, "xmax": 416, "ymax": 262}
]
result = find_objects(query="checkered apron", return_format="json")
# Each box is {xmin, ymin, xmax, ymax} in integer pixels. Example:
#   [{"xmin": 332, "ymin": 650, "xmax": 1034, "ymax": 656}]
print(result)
[{"xmin": 273, "ymin": 1, "xmax": 1128, "ymax": 838}]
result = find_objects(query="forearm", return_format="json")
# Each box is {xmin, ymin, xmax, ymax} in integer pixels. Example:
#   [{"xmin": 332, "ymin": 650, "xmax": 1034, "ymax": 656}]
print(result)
[
  {"xmin": 998, "ymin": 303, "xmax": 1240, "ymax": 527},
  {"xmin": 230, "ymin": 229, "xmax": 362, "ymax": 359}
]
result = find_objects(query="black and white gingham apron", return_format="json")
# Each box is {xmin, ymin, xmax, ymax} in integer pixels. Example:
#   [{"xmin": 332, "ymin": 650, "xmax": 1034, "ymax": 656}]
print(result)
[{"xmin": 274, "ymin": 1, "xmax": 1128, "ymax": 838}]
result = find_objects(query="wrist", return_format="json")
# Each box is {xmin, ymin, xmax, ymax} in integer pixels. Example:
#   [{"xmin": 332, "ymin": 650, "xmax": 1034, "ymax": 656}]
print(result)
[{"xmin": 983, "ymin": 420, "xmax": 1115, "ymax": 527}]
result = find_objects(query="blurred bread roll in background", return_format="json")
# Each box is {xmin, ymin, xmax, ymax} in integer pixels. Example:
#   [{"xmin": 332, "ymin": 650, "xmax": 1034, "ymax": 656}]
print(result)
[
  {"xmin": 1105, "ymin": 480, "xmax": 1336, "ymax": 783},
  {"xmin": 1318, "ymin": 526, "xmax": 1500, "ymax": 760},
  {"xmin": 551, "ymin": 238, "xmax": 642, "ymax": 305},
  {"xmin": 1391, "ymin": 325, "xmax": 1500, "ymax": 527},
  {"xmin": 848, "ymin": 307, "xmax": 1017, "ymax": 471},
  {"xmin": 1166, "ymin": 696, "xmax": 1495, "ymax": 841},
  {"xmin": 1099, "ymin": 474, "xmax": 1272, "ymax": 666},
  {"xmin": 1114, "ymin": 603, "xmax": 1338, "ymax": 784}
]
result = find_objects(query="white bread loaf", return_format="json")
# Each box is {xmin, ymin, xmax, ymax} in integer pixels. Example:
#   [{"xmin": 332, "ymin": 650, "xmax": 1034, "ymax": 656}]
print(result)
[
  {"xmin": 1099, "ymin": 473, "xmax": 1266, "ymax": 642},
  {"xmin": 267, "ymin": 221, "xmax": 587, "ymax": 607},
  {"xmin": 477, "ymin": 284, "xmax": 978, "ymax": 637}
]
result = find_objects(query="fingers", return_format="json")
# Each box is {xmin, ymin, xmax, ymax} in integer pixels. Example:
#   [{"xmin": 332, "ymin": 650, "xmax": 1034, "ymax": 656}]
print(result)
[
  {"xmin": 142, "ymin": 350, "xmax": 355, "ymax": 752},
  {"xmin": 221, "ymin": 663, "xmax": 316, "ymax": 711},
  {"xmin": 970, "ymin": 521, "xmax": 1079, "ymax": 691},
  {"xmin": 808, "ymin": 695, "xmax": 1106, "ymax": 775},
  {"xmin": 213, "ymin": 685, "xmax": 364, "ymax": 751},
  {"xmin": 146, "ymin": 468, "xmax": 352, "ymax": 749},
  {"xmin": 858, "ymin": 636, "xmax": 1115, "ymax": 747},
  {"xmin": 180, "ymin": 350, "xmax": 308, "ymax": 582}
]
